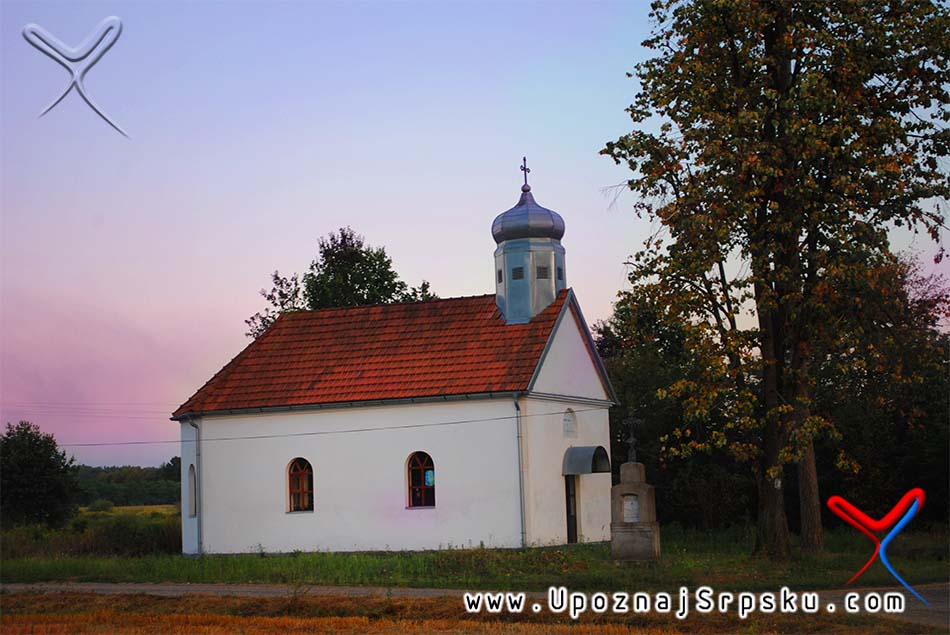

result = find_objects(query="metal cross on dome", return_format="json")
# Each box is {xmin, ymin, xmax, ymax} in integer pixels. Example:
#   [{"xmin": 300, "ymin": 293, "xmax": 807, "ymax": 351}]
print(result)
[{"xmin": 520, "ymin": 156, "xmax": 530, "ymax": 187}]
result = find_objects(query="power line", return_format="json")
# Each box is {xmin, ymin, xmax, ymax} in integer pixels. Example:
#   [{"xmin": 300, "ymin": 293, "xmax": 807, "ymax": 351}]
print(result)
[
  {"xmin": 1, "ymin": 401, "xmax": 177, "ymax": 407},
  {"xmin": 56, "ymin": 405, "xmax": 609, "ymax": 448},
  {"xmin": 3, "ymin": 412, "xmax": 175, "ymax": 420}
]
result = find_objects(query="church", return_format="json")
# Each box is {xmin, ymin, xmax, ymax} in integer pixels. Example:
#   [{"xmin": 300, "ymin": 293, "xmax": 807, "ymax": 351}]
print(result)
[{"xmin": 172, "ymin": 168, "xmax": 617, "ymax": 554}]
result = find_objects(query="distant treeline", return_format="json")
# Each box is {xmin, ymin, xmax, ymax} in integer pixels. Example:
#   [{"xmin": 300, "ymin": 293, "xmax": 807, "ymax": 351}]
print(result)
[{"xmin": 76, "ymin": 457, "xmax": 180, "ymax": 506}]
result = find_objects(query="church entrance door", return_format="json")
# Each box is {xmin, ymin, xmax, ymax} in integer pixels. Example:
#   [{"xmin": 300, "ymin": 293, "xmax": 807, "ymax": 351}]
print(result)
[{"xmin": 564, "ymin": 475, "xmax": 578, "ymax": 543}]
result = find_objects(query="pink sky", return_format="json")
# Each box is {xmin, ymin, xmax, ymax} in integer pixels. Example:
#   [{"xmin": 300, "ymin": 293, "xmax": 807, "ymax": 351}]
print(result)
[{"xmin": 1, "ymin": 2, "xmax": 945, "ymax": 466}]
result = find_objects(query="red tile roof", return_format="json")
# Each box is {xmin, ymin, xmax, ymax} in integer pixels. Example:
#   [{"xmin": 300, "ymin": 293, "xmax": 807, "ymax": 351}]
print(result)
[{"xmin": 172, "ymin": 290, "xmax": 571, "ymax": 419}]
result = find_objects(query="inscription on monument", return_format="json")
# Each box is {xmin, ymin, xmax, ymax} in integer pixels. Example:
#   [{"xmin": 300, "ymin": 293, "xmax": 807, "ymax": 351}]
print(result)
[{"xmin": 623, "ymin": 494, "xmax": 640, "ymax": 522}]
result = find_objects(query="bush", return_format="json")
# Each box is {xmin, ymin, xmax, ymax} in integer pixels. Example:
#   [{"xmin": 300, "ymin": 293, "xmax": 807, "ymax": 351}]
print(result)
[
  {"xmin": 84, "ymin": 514, "xmax": 180, "ymax": 556},
  {"xmin": 1, "ymin": 512, "xmax": 181, "ymax": 558},
  {"xmin": 1, "ymin": 421, "xmax": 80, "ymax": 528},
  {"xmin": 88, "ymin": 499, "xmax": 115, "ymax": 513}
]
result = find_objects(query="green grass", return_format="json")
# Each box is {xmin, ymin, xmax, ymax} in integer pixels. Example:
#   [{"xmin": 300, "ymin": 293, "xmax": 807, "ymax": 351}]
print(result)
[
  {"xmin": 78, "ymin": 504, "xmax": 178, "ymax": 517},
  {"xmin": 2, "ymin": 523, "xmax": 947, "ymax": 591}
]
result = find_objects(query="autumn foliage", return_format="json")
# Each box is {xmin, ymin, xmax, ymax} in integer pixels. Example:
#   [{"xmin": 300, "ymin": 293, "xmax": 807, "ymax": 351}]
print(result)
[{"xmin": 603, "ymin": 0, "xmax": 948, "ymax": 558}]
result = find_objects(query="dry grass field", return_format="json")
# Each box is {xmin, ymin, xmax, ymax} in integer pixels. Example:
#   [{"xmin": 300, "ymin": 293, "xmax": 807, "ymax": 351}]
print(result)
[{"xmin": 0, "ymin": 592, "xmax": 939, "ymax": 635}]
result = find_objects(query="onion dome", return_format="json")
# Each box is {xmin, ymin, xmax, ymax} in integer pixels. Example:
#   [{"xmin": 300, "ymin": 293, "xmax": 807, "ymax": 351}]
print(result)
[{"xmin": 491, "ymin": 182, "xmax": 565, "ymax": 244}]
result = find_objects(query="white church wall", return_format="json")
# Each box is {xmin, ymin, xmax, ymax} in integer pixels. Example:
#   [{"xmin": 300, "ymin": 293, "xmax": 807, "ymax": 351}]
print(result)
[
  {"xmin": 521, "ymin": 396, "xmax": 611, "ymax": 546},
  {"xmin": 530, "ymin": 305, "xmax": 610, "ymax": 402},
  {"xmin": 179, "ymin": 421, "xmax": 200, "ymax": 555},
  {"xmin": 189, "ymin": 398, "xmax": 523, "ymax": 553},
  {"xmin": 519, "ymin": 306, "xmax": 613, "ymax": 547},
  {"xmin": 576, "ymin": 470, "xmax": 612, "ymax": 542}
]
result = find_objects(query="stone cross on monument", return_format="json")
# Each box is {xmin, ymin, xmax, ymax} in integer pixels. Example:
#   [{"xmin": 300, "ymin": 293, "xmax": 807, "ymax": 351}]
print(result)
[
  {"xmin": 611, "ymin": 415, "xmax": 660, "ymax": 561},
  {"xmin": 624, "ymin": 416, "xmax": 643, "ymax": 464}
]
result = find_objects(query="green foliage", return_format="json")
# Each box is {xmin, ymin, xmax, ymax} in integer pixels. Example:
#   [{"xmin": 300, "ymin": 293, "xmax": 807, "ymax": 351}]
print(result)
[
  {"xmin": 87, "ymin": 499, "xmax": 114, "ymax": 513},
  {"xmin": 245, "ymin": 227, "xmax": 437, "ymax": 337},
  {"xmin": 804, "ymin": 257, "xmax": 950, "ymax": 525},
  {"xmin": 595, "ymin": 296, "xmax": 756, "ymax": 529},
  {"xmin": 158, "ymin": 456, "xmax": 180, "ymax": 481},
  {"xmin": 598, "ymin": 253, "xmax": 948, "ymax": 531},
  {"xmin": 74, "ymin": 458, "xmax": 180, "ymax": 506},
  {"xmin": 602, "ymin": 0, "xmax": 948, "ymax": 557},
  {"xmin": 0, "ymin": 421, "xmax": 80, "ymax": 529},
  {"xmin": 2, "ymin": 509, "xmax": 180, "ymax": 559}
]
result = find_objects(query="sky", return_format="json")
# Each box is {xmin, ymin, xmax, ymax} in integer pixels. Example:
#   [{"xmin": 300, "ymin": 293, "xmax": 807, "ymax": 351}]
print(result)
[
  {"xmin": 0, "ymin": 1, "xmax": 656, "ymax": 466},
  {"xmin": 1, "ymin": 1, "xmax": 945, "ymax": 467}
]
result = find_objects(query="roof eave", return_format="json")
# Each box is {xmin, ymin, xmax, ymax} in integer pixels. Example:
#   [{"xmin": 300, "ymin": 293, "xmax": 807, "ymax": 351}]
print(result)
[{"xmin": 170, "ymin": 390, "xmax": 528, "ymax": 421}]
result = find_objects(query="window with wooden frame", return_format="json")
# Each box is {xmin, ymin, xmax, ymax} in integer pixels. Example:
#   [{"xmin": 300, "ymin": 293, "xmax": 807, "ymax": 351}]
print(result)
[
  {"xmin": 407, "ymin": 451, "xmax": 435, "ymax": 508},
  {"xmin": 288, "ymin": 458, "xmax": 314, "ymax": 512}
]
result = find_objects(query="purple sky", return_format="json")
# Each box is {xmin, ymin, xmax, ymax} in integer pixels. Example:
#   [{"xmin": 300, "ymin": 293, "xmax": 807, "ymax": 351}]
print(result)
[{"xmin": 1, "ymin": 1, "xmax": 945, "ymax": 466}]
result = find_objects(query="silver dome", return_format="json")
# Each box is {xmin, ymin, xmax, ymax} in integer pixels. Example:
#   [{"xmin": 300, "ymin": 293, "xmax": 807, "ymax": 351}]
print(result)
[{"xmin": 491, "ymin": 184, "xmax": 565, "ymax": 244}]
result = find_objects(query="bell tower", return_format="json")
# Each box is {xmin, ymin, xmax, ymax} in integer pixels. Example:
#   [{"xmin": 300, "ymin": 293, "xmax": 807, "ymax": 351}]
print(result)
[{"xmin": 492, "ymin": 158, "xmax": 567, "ymax": 324}]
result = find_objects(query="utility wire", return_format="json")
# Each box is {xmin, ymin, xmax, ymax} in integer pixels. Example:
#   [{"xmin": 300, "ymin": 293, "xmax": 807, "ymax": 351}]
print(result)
[{"xmin": 55, "ymin": 405, "xmax": 610, "ymax": 448}]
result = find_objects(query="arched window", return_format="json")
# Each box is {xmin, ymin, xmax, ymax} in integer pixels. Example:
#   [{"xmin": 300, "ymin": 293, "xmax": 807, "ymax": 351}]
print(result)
[
  {"xmin": 288, "ymin": 458, "xmax": 314, "ymax": 512},
  {"xmin": 563, "ymin": 409, "xmax": 577, "ymax": 438},
  {"xmin": 407, "ymin": 451, "xmax": 435, "ymax": 508},
  {"xmin": 188, "ymin": 464, "xmax": 197, "ymax": 517}
]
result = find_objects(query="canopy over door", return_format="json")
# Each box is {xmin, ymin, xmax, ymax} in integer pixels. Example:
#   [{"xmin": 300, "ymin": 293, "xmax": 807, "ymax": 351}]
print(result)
[{"xmin": 562, "ymin": 446, "xmax": 611, "ymax": 475}]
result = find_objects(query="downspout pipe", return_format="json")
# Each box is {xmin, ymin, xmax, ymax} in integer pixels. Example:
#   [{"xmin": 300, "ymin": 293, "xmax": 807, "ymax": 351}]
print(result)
[
  {"xmin": 514, "ymin": 397, "xmax": 527, "ymax": 548},
  {"xmin": 188, "ymin": 420, "xmax": 202, "ymax": 555}
]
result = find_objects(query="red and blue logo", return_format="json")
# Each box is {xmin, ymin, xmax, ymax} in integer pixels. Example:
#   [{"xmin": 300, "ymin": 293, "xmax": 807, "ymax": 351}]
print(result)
[{"xmin": 827, "ymin": 488, "xmax": 928, "ymax": 606}]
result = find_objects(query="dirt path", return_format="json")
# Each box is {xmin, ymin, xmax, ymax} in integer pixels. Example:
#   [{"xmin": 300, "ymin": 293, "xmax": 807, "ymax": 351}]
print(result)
[
  {"xmin": 3, "ymin": 581, "xmax": 947, "ymax": 630},
  {"xmin": 1, "ymin": 581, "xmax": 458, "ymax": 599}
]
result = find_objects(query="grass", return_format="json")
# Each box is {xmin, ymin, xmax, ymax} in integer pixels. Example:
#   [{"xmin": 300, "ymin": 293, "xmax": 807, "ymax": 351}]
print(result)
[
  {"xmin": 0, "ymin": 591, "xmax": 940, "ymax": 634},
  {"xmin": 77, "ymin": 504, "xmax": 177, "ymax": 516},
  {"xmin": 2, "ymin": 506, "xmax": 180, "ymax": 559},
  {"xmin": 2, "ymin": 521, "xmax": 947, "ymax": 592}
]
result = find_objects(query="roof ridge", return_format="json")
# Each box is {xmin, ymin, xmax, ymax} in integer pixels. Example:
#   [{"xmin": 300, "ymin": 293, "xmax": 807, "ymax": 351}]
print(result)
[{"xmin": 283, "ymin": 293, "xmax": 496, "ymax": 317}]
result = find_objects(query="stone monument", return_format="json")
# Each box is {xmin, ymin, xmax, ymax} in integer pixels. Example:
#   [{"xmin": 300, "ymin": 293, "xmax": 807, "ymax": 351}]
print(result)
[{"xmin": 610, "ymin": 462, "xmax": 660, "ymax": 561}]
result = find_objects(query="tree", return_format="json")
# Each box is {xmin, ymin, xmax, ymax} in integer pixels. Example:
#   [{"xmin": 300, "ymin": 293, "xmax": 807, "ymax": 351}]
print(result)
[
  {"xmin": 158, "ymin": 456, "xmax": 181, "ymax": 482},
  {"xmin": 603, "ymin": 0, "xmax": 948, "ymax": 558},
  {"xmin": 807, "ymin": 254, "xmax": 950, "ymax": 525},
  {"xmin": 74, "ymin": 462, "xmax": 181, "ymax": 506},
  {"xmin": 246, "ymin": 227, "xmax": 437, "ymax": 337},
  {"xmin": 595, "ymin": 295, "xmax": 756, "ymax": 529},
  {"xmin": 0, "ymin": 421, "xmax": 80, "ymax": 528}
]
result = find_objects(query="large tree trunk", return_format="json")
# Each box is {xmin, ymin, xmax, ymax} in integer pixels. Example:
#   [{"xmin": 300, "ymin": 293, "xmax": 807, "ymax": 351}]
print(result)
[
  {"xmin": 790, "ymin": 346, "xmax": 822, "ymax": 553},
  {"xmin": 754, "ymin": 470, "xmax": 790, "ymax": 559},
  {"xmin": 798, "ymin": 440, "xmax": 823, "ymax": 552},
  {"xmin": 751, "ymin": 271, "xmax": 792, "ymax": 560}
]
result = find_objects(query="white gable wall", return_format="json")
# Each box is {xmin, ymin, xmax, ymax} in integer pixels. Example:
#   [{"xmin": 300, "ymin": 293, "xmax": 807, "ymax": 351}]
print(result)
[
  {"xmin": 520, "ymin": 307, "xmax": 613, "ymax": 546},
  {"xmin": 530, "ymin": 307, "xmax": 609, "ymax": 402},
  {"xmin": 520, "ymin": 397, "xmax": 611, "ymax": 546},
  {"xmin": 182, "ymin": 398, "xmax": 523, "ymax": 553}
]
